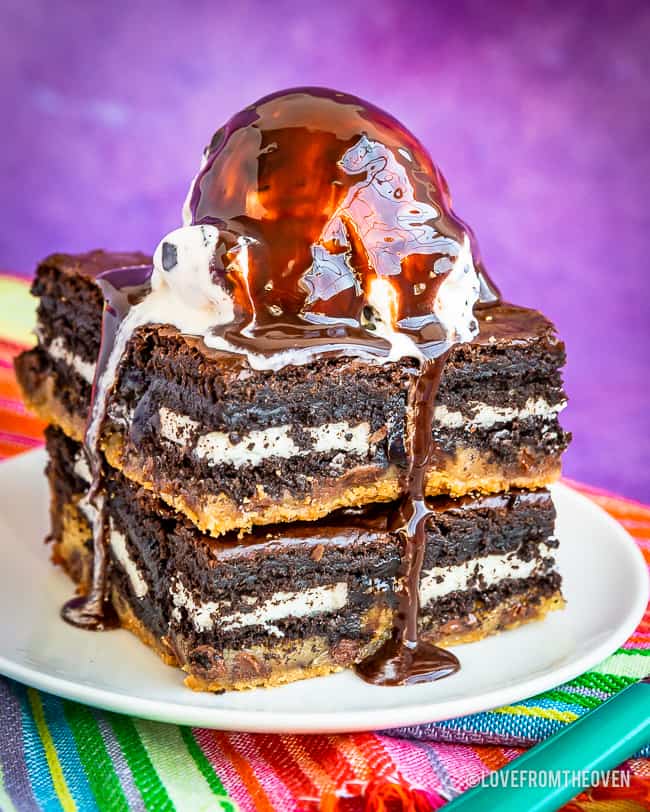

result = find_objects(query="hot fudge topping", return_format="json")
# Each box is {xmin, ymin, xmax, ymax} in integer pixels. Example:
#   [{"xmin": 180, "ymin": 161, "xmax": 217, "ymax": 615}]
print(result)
[
  {"xmin": 171, "ymin": 87, "xmax": 498, "ymax": 366},
  {"xmin": 63, "ymin": 87, "xmax": 502, "ymax": 686}
]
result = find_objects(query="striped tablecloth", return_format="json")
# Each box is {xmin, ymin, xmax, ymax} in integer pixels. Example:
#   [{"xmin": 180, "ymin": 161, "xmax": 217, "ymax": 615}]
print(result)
[{"xmin": 1, "ymin": 273, "xmax": 649, "ymax": 811}]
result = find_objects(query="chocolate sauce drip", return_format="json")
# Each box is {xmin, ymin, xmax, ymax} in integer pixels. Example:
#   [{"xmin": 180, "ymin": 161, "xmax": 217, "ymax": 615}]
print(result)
[
  {"xmin": 59, "ymin": 89, "xmax": 499, "ymax": 685},
  {"xmin": 355, "ymin": 354, "xmax": 460, "ymax": 685},
  {"xmin": 61, "ymin": 265, "xmax": 153, "ymax": 631}
]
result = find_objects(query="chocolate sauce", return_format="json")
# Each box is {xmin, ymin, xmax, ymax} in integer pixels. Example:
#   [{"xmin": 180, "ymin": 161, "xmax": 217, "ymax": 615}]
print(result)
[
  {"xmin": 60, "ymin": 89, "xmax": 499, "ymax": 687},
  {"xmin": 61, "ymin": 265, "xmax": 152, "ymax": 630},
  {"xmin": 356, "ymin": 354, "xmax": 460, "ymax": 685},
  {"xmin": 187, "ymin": 87, "xmax": 499, "ymax": 355}
]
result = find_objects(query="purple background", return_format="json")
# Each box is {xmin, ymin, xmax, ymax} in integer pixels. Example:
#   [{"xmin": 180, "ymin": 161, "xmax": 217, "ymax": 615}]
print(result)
[{"xmin": 1, "ymin": 0, "xmax": 648, "ymax": 500}]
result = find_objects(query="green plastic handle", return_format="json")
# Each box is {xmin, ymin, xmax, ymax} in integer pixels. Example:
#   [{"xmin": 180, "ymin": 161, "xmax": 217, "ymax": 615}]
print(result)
[{"xmin": 445, "ymin": 680, "xmax": 650, "ymax": 811}]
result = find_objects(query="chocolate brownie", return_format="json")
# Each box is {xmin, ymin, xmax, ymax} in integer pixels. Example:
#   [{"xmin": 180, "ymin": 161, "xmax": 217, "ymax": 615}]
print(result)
[
  {"xmin": 16, "ymin": 250, "xmax": 569, "ymax": 536},
  {"xmin": 46, "ymin": 426, "xmax": 563, "ymax": 691},
  {"xmin": 17, "ymin": 88, "xmax": 572, "ymax": 689}
]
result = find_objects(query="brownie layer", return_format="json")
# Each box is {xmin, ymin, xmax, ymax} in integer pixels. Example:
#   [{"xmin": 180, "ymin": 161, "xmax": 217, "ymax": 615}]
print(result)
[
  {"xmin": 33, "ymin": 249, "xmax": 149, "ymax": 369},
  {"xmin": 19, "ymin": 336, "xmax": 568, "ymax": 538},
  {"xmin": 46, "ymin": 427, "xmax": 395, "ymax": 689},
  {"xmin": 16, "ymin": 248, "xmax": 570, "ymax": 535},
  {"xmin": 16, "ymin": 250, "xmax": 149, "ymax": 437},
  {"xmin": 46, "ymin": 426, "xmax": 563, "ymax": 691}
]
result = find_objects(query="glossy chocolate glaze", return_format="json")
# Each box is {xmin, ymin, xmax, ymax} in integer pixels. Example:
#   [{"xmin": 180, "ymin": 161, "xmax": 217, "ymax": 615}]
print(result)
[
  {"xmin": 61, "ymin": 265, "xmax": 153, "ymax": 631},
  {"xmin": 473, "ymin": 304, "xmax": 558, "ymax": 347},
  {"xmin": 60, "ymin": 89, "xmax": 505, "ymax": 686},
  {"xmin": 355, "ymin": 355, "xmax": 460, "ymax": 684},
  {"xmin": 186, "ymin": 87, "xmax": 499, "ymax": 358}
]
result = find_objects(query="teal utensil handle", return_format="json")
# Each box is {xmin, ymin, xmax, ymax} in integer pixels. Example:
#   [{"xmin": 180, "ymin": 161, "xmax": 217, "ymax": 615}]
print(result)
[{"xmin": 445, "ymin": 680, "xmax": 650, "ymax": 811}]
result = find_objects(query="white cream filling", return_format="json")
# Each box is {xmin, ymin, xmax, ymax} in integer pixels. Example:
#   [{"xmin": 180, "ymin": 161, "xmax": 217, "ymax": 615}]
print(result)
[
  {"xmin": 170, "ymin": 543, "xmax": 555, "ymax": 637},
  {"xmin": 196, "ymin": 425, "xmax": 300, "ymax": 467},
  {"xmin": 44, "ymin": 335, "xmax": 96, "ymax": 385},
  {"xmin": 170, "ymin": 578, "xmax": 348, "ymax": 636},
  {"xmin": 310, "ymin": 421, "xmax": 370, "ymax": 455},
  {"xmin": 158, "ymin": 407, "xmax": 371, "ymax": 468},
  {"xmin": 157, "ymin": 398, "xmax": 562, "ymax": 469},
  {"xmin": 108, "ymin": 521, "xmax": 148, "ymax": 598},
  {"xmin": 151, "ymin": 224, "xmax": 235, "ymax": 316},
  {"xmin": 221, "ymin": 583, "xmax": 348, "ymax": 636},
  {"xmin": 73, "ymin": 452, "xmax": 92, "ymax": 483},
  {"xmin": 433, "ymin": 233, "xmax": 481, "ymax": 344},
  {"xmin": 434, "ymin": 397, "xmax": 566, "ymax": 430},
  {"xmin": 419, "ymin": 543, "xmax": 554, "ymax": 604}
]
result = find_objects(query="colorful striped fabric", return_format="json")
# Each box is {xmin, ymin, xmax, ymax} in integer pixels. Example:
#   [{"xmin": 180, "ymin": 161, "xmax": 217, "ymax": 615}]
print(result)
[{"xmin": 1, "ymin": 273, "xmax": 649, "ymax": 811}]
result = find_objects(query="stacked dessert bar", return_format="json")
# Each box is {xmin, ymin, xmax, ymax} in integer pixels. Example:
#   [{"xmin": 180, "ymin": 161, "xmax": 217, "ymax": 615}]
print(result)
[
  {"xmin": 17, "ymin": 253, "xmax": 568, "ymax": 690},
  {"xmin": 15, "ymin": 88, "xmax": 570, "ymax": 690}
]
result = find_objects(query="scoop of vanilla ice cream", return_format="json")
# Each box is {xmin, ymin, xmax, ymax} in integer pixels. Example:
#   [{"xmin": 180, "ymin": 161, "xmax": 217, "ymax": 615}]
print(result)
[
  {"xmin": 433, "ymin": 236, "xmax": 480, "ymax": 343},
  {"xmin": 151, "ymin": 224, "xmax": 234, "ymax": 323}
]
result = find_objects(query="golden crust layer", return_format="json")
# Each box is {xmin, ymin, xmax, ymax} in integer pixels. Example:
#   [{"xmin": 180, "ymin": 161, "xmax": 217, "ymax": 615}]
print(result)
[
  {"xmin": 423, "ymin": 592, "xmax": 565, "ymax": 646},
  {"xmin": 177, "ymin": 592, "xmax": 565, "ymax": 691},
  {"xmin": 181, "ymin": 606, "xmax": 395, "ymax": 692},
  {"xmin": 105, "ymin": 433, "xmax": 560, "ymax": 537},
  {"xmin": 18, "ymin": 372, "xmax": 85, "ymax": 442}
]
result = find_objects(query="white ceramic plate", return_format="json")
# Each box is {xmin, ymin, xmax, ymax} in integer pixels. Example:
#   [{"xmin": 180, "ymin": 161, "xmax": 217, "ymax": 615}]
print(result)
[{"xmin": 0, "ymin": 449, "xmax": 647, "ymax": 733}]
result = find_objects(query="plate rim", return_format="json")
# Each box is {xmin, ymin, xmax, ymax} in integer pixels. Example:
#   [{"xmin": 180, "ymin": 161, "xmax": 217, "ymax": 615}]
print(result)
[{"xmin": 0, "ymin": 450, "xmax": 647, "ymax": 733}]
